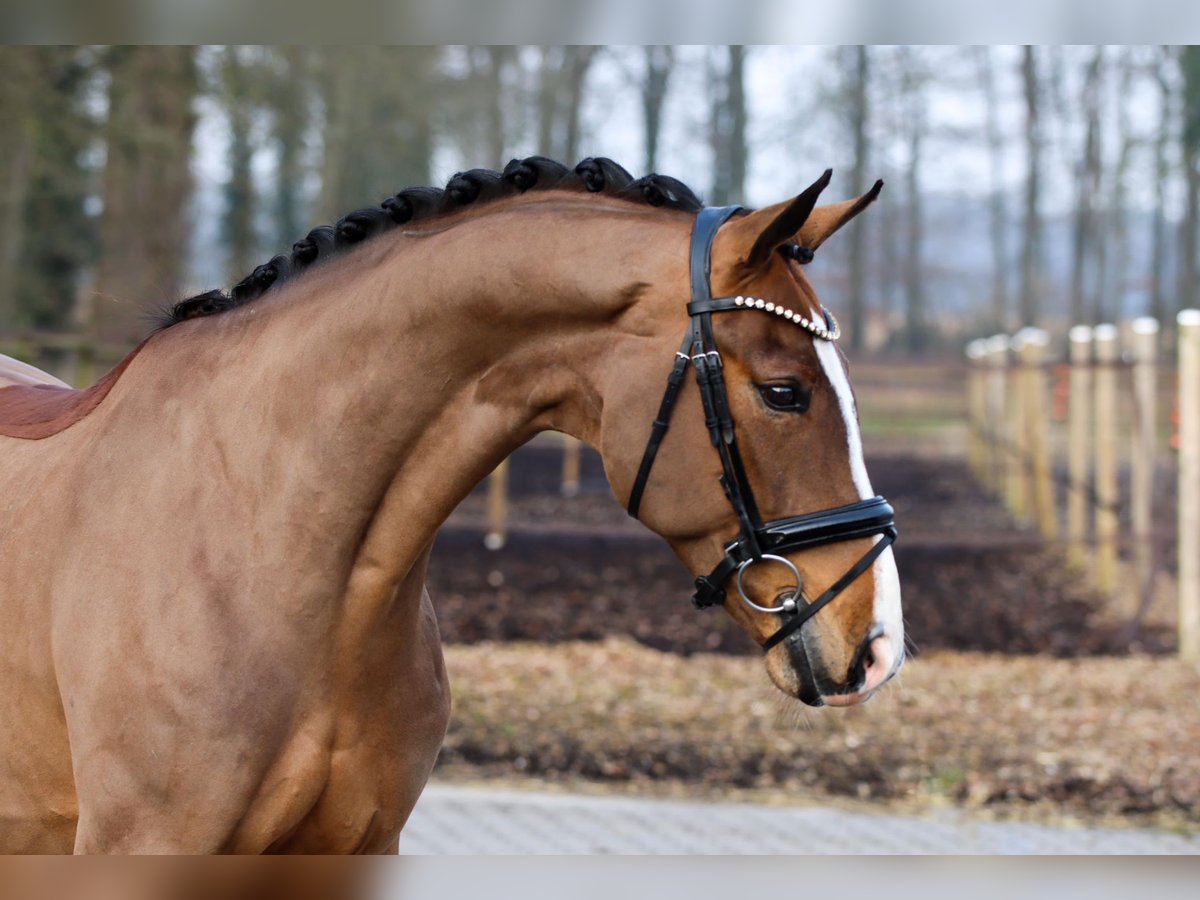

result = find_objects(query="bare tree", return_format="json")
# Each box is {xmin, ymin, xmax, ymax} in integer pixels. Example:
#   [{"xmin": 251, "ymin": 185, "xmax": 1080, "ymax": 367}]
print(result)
[
  {"xmin": 1018, "ymin": 45, "xmax": 1044, "ymax": 327},
  {"xmin": 266, "ymin": 47, "xmax": 313, "ymax": 250},
  {"xmin": 1148, "ymin": 47, "xmax": 1177, "ymax": 324},
  {"xmin": 1104, "ymin": 48, "xmax": 1137, "ymax": 324},
  {"xmin": 1069, "ymin": 47, "xmax": 1105, "ymax": 326},
  {"xmin": 561, "ymin": 46, "xmax": 598, "ymax": 163},
  {"xmin": 845, "ymin": 46, "xmax": 871, "ymax": 352},
  {"xmin": 897, "ymin": 48, "xmax": 928, "ymax": 354},
  {"xmin": 220, "ymin": 47, "xmax": 260, "ymax": 281},
  {"xmin": 642, "ymin": 46, "xmax": 674, "ymax": 173},
  {"xmin": 0, "ymin": 49, "xmax": 39, "ymax": 329},
  {"xmin": 708, "ymin": 46, "xmax": 748, "ymax": 205},
  {"xmin": 1180, "ymin": 46, "xmax": 1200, "ymax": 313},
  {"xmin": 93, "ymin": 46, "xmax": 199, "ymax": 344},
  {"xmin": 975, "ymin": 47, "xmax": 1010, "ymax": 332},
  {"xmin": 317, "ymin": 47, "xmax": 435, "ymax": 221}
]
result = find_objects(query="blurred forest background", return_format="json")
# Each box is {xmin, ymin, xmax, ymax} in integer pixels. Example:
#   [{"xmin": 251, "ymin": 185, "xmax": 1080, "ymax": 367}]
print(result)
[{"xmin": 3, "ymin": 45, "xmax": 1200, "ymax": 355}]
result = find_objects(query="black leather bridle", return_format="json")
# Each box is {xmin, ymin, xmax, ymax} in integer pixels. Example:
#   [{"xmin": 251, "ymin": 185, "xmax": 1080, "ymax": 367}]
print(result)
[{"xmin": 626, "ymin": 205, "xmax": 897, "ymax": 652}]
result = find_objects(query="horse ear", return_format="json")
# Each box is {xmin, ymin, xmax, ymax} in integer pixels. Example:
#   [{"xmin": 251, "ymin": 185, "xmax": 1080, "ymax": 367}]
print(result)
[
  {"xmin": 797, "ymin": 179, "xmax": 884, "ymax": 251},
  {"xmin": 723, "ymin": 170, "xmax": 833, "ymax": 270}
]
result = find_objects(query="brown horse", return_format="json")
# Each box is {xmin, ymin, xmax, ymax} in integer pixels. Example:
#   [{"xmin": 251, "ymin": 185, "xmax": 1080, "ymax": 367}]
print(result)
[{"xmin": 0, "ymin": 158, "xmax": 901, "ymax": 853}]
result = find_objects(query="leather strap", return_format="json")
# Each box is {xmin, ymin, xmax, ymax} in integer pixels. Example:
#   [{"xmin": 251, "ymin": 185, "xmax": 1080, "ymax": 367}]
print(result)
[{"xmin": 625, "ymin": 206, "xmax": 742, "ymax": 519}]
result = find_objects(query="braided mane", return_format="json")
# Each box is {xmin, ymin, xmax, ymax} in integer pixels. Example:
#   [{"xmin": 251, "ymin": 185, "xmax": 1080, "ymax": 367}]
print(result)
[{"xmin": 158, "ymin": 156, "xmax": 704, "ymax": 330}]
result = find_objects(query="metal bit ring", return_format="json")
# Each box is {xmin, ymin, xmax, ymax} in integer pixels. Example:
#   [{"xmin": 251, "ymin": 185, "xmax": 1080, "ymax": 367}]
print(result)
[{"xmin": 735, "ymin": 554, "xmax": 802, "ymax": 614}]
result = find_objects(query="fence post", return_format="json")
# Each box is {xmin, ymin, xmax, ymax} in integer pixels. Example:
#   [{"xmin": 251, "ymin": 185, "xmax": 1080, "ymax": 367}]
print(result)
[
  {"xmin": 561, "ymin": 434, "xmax": 582, "ymax": 498},
  {"xmin": 1178, "ymin": 310, "xmax": 1200, "ymax": 662},
  {"xmin": 998, "ymin": 338, "xmax": 1027, "ymax": 520},
  {"xmin": 1129, "ymin": 318, "xmax": 1159, "ymax": 622},
  {"xmin": 986, "ymin": 335, "xmax": 1010, "ymax": 499},
  {"xmin": 965, "ymin": 340, "xmax": 987, "ymax": 482},
  {"xmin": 1066, "ymin": 326, "xmax": 1093, "ymax": 569},
  {"xmin": 1017, "ymin": 328, "xmax": 1057, "ymax": 540},
  {"xmin": 1093, "ymin": 324, "xmax": 1120, "ymax": 595},
  {"xmin": 484, "ymin": 458, "xmax": 509, "ymax": 551}
]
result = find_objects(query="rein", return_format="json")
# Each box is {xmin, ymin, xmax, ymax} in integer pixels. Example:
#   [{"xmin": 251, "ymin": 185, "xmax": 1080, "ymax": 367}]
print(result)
[{"xmin": 626, "ymin": 206, "xmax": 897, "ymax": 653}]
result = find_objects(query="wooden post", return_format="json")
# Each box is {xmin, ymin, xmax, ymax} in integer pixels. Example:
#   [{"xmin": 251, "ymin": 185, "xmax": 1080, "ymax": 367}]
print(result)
[
  {"xmin": 561, "ymin": 434, "xmax": 582, "ymax": 498},
  {"xmin": 484, "ymin": 458, "xmax": 509, "ymax": 551},
  {"xmin": 965, "ymin": 340, "xmax": 987, "ymax": 481},
  {"xmin": 1007, "ymin": 332, "xmax": 1029, "ymax": 522},
  {"xmin": 1129, "ymin": 318, "xmax": 1159, "ymax": 621},
  {"xmin": 985, "ymin": 335, "xmax": 1010, "ymax": 497},
  {"xmin": 1066, "ymin": 326, "xmax": 1093, "ymax": 569},
  {"xmin": 1177, "ymin": 310, "xmax": 1200, "ymax": 661},
  {"xmin": 1017, "ymin": 328, "xmax": 1057, "ymax": 540},
  {"xmin": 1093, "ymin": 323, "xmax": 1120, "ymax": 595}
]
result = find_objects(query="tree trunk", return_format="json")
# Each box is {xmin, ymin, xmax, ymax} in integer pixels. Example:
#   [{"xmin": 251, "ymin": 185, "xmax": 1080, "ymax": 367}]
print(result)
[
  {"xmin": 976, "ymin": 47, "xmax": 1010, "ymax": 334},
  {"xmin": 1105, "ymin": 49, "xmax": 1135, "ymax": 324},
  {"xmin": 1018, "ymin": 45, "xmax": 1044, "ymax": 328},
  {"xmin": 535, "ymin": 47, "xmax": 563, "ymax": 157},
  {"xmin": 709, "ymin": 46, "xmax": 749, "ymax": 206},
  {"xmin": 270, "ymin": 47, "xmax": 311, "ymax": 249},
  {"xmin": 0, "ymin": 48, "xmax": 38, "ymax": 330},
  {"xmin": 317, "ymin": 47, "xmax": 434, "ymax": 221},
  {"xmin": 561, "ymin": 47, "xmax": 598, "ymax": 164},
  {"xmin": 1179, "ymin": 46, "xmax": 1200, "ymax": 313},
  {"xmin": 642, "ymin": 46, "xmax": 673, "ymax": 173},
  {"xmin": 846, "ymin": 46, "xmax": 871, "ymax": 352},
  {"xmin": 94, "ymin": 46, "xmax": 199, "ymax": 345},
  {"xmin": 1149, "ymin": 47, "xmax": 1174, "ymax": 324},
  {"xmin": 1069, "ymin": 47, "xmax": 1104, "ymax": 326},
  {"xmin": 900, "ymin": 50, "xmax": 926, "ymax": 354},
  {"xmin": 221, "ymin": 47, "xmax": 258, "ymax": 281}
]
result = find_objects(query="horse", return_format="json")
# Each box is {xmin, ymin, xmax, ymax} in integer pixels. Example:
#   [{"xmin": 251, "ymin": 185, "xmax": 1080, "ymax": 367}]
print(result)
[{"xmin": 0, "ymin": 157, "xmax": 902, "ymax": 853}]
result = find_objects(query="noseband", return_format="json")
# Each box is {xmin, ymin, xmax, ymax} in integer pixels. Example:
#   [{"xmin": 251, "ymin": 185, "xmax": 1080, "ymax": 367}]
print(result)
[{"xmin": 626, "ymin": 205, "xmax": 897, "ymax": 653}]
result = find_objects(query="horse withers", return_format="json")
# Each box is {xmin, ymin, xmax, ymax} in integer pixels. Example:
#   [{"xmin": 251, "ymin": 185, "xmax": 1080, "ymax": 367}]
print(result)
[{"xmin": 0, "ymin": 157, "xmax": 901, "ymax": 853}]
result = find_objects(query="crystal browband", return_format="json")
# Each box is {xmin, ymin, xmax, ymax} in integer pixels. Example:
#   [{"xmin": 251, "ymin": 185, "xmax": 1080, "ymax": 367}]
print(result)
[{"xmin": 684, "ymin": 295, "xmax": 841, "ymax": 342}]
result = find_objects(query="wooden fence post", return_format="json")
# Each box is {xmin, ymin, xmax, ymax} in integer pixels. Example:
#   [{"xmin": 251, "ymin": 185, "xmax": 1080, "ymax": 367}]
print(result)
[
  {"xmin": 1177, "ymin": 310, "xmax": 1200, "ymax": 661},
  {"xmin": 1066, "ymin": 326, "xmax": 1093, "ymax": 569},
  {"xmin": 998, "ymin": 338, "xmax": 1027, "ymax": 520},
  {"xmin": 1017, "ymin": 328, "xmax": 1057, "ymax": 539},
  {"xmin": 561, "ymin": 434, "xmax": 582, "ymax": 498},
  {"xmin": 1093, "ymin": 323, "xmax": 1120, "ymax": 595},
  {"xmin": 1129, "ymin": 318, "xmax": 1159, "ymax": 621},
  {"xmin": 986, "ymin": 335, "xmax": 1010, "ymax": 498},
  {"xmin": 965, "ymin": 340, "xmax": 987, "ymax": 482},
  {"xmin": 484, "ymin": 458, "xmax": 509, "ymax": 551}
]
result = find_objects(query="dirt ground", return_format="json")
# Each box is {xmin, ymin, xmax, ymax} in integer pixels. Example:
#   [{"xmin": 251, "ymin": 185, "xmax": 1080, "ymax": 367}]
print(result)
[{"xmin": 423, "ymin": 442, "xmax": 1195, "ymax": 829}]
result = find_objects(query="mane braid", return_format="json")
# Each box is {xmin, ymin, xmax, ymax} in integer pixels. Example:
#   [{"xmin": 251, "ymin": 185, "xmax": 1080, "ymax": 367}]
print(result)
[{"xmin": 156, "ymin": 156, "xmax": 705, "ymax": 331}]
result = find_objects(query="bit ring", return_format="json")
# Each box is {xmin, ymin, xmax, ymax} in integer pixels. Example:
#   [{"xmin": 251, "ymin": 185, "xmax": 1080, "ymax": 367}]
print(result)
[{"xmin": 735, "ymin": 554, "xmax": 802, "ymax": 614}]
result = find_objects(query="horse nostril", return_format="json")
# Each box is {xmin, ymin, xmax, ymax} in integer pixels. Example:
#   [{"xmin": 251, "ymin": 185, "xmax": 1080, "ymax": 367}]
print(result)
[{"xmin": 854, "ymin": 632, "xmax": 895, "ymax": 694}]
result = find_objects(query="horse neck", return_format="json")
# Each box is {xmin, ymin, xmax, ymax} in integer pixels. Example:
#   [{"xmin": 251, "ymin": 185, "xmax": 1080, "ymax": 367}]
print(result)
[{"xmin": 137, "ymin": 197, "xmax": 689, "ymax": 582}]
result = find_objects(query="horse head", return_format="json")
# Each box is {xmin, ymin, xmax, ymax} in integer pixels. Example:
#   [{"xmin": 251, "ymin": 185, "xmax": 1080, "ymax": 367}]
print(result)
[{"xmin": 600, "ymin": 171, "xmax": 902, "ymax": 707}]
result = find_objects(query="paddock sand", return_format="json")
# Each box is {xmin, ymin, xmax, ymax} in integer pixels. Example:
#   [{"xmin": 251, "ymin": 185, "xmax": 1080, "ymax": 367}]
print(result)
[{"xmin": 433, "ymin": 638, "xmax": 1200, "ymax": 832}]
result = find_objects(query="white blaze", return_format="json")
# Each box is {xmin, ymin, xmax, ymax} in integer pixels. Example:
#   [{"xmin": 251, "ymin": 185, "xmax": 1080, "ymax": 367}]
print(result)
[
  {"xmin": 813, "ymin": 339, "xmax": 904, "ymax": 661},
  {"xmin": 813, "ymin": 340, "xmax": 873, "ymax": 500}
]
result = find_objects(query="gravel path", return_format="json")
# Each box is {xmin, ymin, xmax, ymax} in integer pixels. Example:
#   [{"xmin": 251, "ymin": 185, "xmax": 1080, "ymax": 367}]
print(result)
[{"xmin": 402, "ymin": 782, "xmax": 1200, "ymax": 854}]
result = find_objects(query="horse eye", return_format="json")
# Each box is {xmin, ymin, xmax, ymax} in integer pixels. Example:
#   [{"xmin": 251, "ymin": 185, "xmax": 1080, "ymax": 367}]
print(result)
[{"xmin": 758, "ymin": 383, "xmax": 810, "ymax": 413}]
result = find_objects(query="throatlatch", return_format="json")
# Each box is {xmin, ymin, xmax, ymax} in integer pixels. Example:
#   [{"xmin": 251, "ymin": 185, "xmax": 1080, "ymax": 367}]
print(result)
[{"xmin": 626, "ymin": 205, "xmax": 897, "ymax": 652}]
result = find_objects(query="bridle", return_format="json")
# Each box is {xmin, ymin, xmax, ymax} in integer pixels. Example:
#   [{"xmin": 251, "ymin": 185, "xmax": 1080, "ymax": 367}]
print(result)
[{"xmin": 626, "ymin": 205, "xmax": 897, "ymax": 653}]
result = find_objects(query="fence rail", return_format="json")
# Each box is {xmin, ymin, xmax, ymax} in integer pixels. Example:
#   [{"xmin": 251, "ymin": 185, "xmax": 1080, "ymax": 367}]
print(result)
[{"xmin": 966, "ymin": 313, "xmax": 1198, "ymax": 661}]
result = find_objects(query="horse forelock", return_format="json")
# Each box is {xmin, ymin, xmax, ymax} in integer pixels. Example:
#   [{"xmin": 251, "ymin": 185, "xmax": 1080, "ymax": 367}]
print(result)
[{"xmin": 157, "ymin": 156, "xmax": 706, "ymax": 334}]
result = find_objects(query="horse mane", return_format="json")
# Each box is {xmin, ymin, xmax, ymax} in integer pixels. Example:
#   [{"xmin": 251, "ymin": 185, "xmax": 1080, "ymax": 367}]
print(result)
[{"xmin": 157, "ymin": 156, "xmax": 705, "ymax": 330}]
